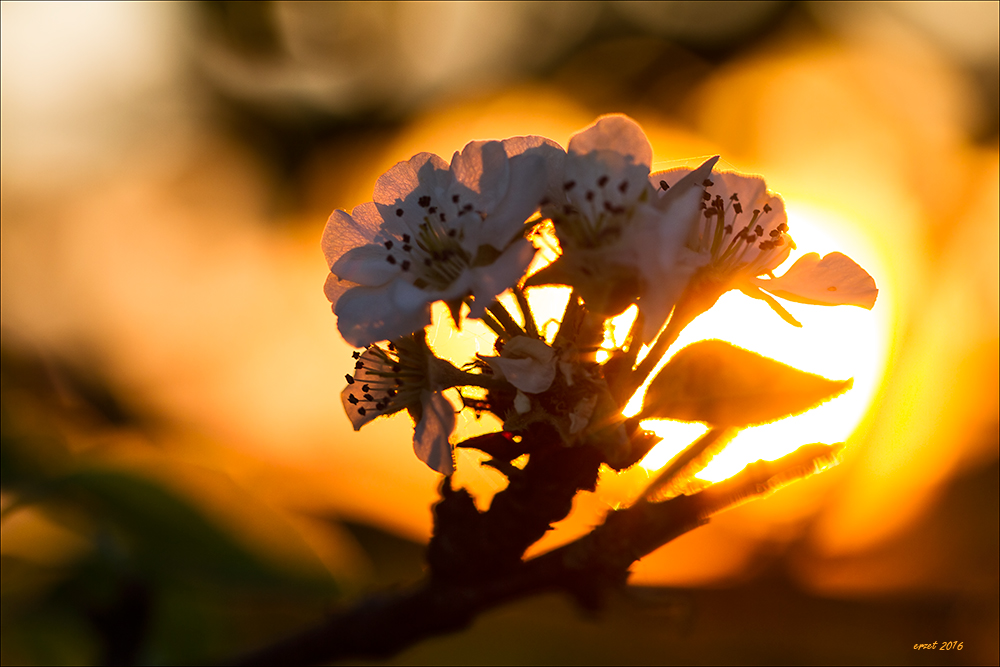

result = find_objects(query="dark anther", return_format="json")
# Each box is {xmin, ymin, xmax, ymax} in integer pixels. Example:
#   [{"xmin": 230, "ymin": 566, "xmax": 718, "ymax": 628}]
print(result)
[
  {"xmin": 585, "ymin": 191, "xmax": 594, "ymax": 201},
  {"xmin": 358, "ymin": 407, "xmax": 366, "ymax": 416},
  {"xmin": 355, "ymin": 360, "xmax": 364, "ymax": 369},
  {"xmin": 462, "ymin": 203, "xmax": 474, "ymax": 212},
  {"xmin": 363, "ymin": 393, "xmax": 374, "ymax": 401},
  {"xmin": 362, "ymin": 384, "xmax": 370, "ymax": 392},
  {"xmin": 703, "ymin": 179, "xmax": 714, "ymax": 187},
  {"xmin": 755, "ymin": 225, "xmax": 764, "ymax": 236},
  {"xmin": 563, "ymin": 180, "xmax": 576, "ymax": 190},
  {"xmin": 659, "ymin": 180, "xmax": 669, "ymax": 190},
  {"xmin": 428, "ymin": 206, "xmax": 437, "ymax": 214},
  {"xmin": 396, "ymin": 208, "xmax": 404, "ymax": 217},
  {"xmin": 447, "ymin": 229, "xmax": 456, "ymax": 237},
  {"xmin": 402, "ymin": 244, "xmax": 411, "ymax": 252},
  {"xmin": 392, "ymin": 364, "xmax": 401, "ymax": 373},
  {"xmin": 418, "ymin": 196, "xmax": 431, "ymax": 208},
  {"xmin": 386, "ymin": 255, "xmax": 397, "ymax": 264},
  {"xmin": 387, "ymin": 389, "xmax": 396, "ymax": 397},
  {"xmin": 401, "ymin": 260, "xmax": 411, "ymax": 271},
  {"xmin": 348, "ymin": 394, "xmax": 359, "ymax": 405},
  {"xmin": 402, "ymin": 234, "xmax": 411, "ymax": 242},
  {"xmin": 384, "ymin": 240, "xmax": 393, "ymax": 249},
  {"xmin": 763, "ymin": 203, "xmax": 772, "ymax": 213},
  {"xmin": 730, "ymin": 193, "xmax": 739, "ymax": 200},
  {"xmin": 724, "ymin": 225, "xmax": 733, "ymax": 233},
  {"xmin": 452, "ymin": 194, "xmax": 460, "ymax": 203},
  {"xmin": 440, "ymin": 213, "xmax": 447, "ymax": 222},
  {"xmin": 375, "ymin": 401, "xmax": 386, "ymax": 410},
  {"xmin": 424, "ymin": 258, "xmax": 432, "ymax": 266},
  {"xmin": 702, "ymin": 191, "xmax": 711, "ymax": 200},
  {"xmin": 597, "ymin": 175, "xmax": 609, "ymax": 187},
  {"xmin": 769, "ymin": 229, "xmax": 780, "ymax": 237},
  {"xmin": 345, "ymin": 374, "xmax": 354, "ymax": 384},
  {"xmin": 604, "ymin": 201, "xmax": 614, "ymax": 212},
  {"xmin": 352, "ymin": 351, "xmax": 361, "ymax": 359},
  {"xmin": 733, "ymin": 202, "xmax": 743, "ymax": 214},
  {"xmin": 618, "ymin": 180, "xmax": 628, "ymax": 193},
  {"xmin": 778, "ymin": 222, "xmax": 788, "ymax": 232}
]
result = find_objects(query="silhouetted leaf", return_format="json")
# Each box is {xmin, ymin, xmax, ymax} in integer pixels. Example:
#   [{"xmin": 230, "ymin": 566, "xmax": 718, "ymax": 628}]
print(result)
[{"xmin": 639, "ymin": 340, "xmax": 851, "ymax": 426}]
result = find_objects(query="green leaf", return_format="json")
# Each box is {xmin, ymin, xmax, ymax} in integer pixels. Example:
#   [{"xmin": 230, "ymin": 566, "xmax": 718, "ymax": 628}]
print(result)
[
  {"xmin": 55, "ymin": 470, "xmax": 336, "ymax": 593},
  {"xmin": 639, "ymin": 340, "xmax": 852, "ymax": 427}
]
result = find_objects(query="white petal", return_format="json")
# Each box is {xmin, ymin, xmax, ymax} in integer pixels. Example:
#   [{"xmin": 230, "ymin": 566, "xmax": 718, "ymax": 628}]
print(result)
[
  {"xmin": 374, "ymin": 153, "xmax": 449, "ymax": 206},
  {"xmin": 503, "ymin": 136, "xmax": 567, "ymax": 202},
  {"xmin": 413, "ymin": 391, "xmax": 456, "ymax": 475},
  {"xmin": 568, "ymin": 114, "xmax": 652, "ymax": 168},
  {"xmin": 322, "ymin": 202, "xmax": 383, "ymax": 269},
  {"xmin": 503, "ymin": 336, "xmax": 557, "ymax": 364},
  {"xmin": 478, "ymin": 152, "xmax": 547, "ymax": 248},
  {"xmin": 373, "ymin": 152, "xmax": 451, "ymax": 224},
  {"xmin": 492, "ymin": 356, "xmax": 557, "ymax": 394},
  {"xmin": 568, "ymin": 394, "xmax": 598, "ymax": 435},
  {"xmin": 514, "ymin": 390, "xmax": 532, "ymax": 414},
  {"xmin": 324, "ymin": 271, "xmax": 358, "ymax": 309},
  {"xmin": 331, "ymin": 244, "xmax": 400, "ymax": 286},
  {"xmin": 650, "ymin": 156, "xmax": 719, "ymax": 212},
  {"xmin": 341, "ymin": 383, "xmax": 379, "ymax": 431},
  {"xmin": 468, "ymin": 239, "xmax": 536, "ymax": 316},
  {"xmin": 450, "ymin": 140, "xmax": 510, "ymax": 215},
  {"xmin": 335, "ymin": 284, "xmax": 431, "ymax": 347},
  {"xmin": 750, "ymin": 252, "xmax": 878, "ymax": 308}
]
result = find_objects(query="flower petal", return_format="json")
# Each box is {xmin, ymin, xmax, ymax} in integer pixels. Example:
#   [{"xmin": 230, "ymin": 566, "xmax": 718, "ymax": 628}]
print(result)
[
  {"xmin": 335, "ymin": 284, "xmax": 431, "ymax": 347},
  {"xmin": 478, "ymin": 152, "xmax": 547, "ymax": 248},
  {"xmin": 568, "ymin": 114, "xmax": 652, "ymax": 168},
  {"xmin": 450, "ymin": 140, "xmax": 510, "ymax": 215},
  {"xmin": 413, "ymin": 391, "xmax": 456, "ymax": 475},
  {"xmin": 468, "ymin": 239, "xmax": 536, "ymax": 317},
  {"xmin": 373, "ymin": 152, "xmax": 450, "ymax": 221},
  {"xmin": 331, "ymin": 243, "xmax": 401, "ymax": 286},
  {"xmin": 750, "ymin": 252, "xmax": 878, "ymax": 309},
  {"xmin": 322, "ymin": 202, "xmax": 384, "ymax": 268},
  {"xmin": 503, "ymin": 135, "xmax": 567, "ymax": 201}
]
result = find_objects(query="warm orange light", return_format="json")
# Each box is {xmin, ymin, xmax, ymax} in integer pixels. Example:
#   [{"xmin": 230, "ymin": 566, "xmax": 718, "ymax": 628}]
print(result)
[{"xmin": 637, "ymin": 200, "xmax": 892, "ymax": 483}]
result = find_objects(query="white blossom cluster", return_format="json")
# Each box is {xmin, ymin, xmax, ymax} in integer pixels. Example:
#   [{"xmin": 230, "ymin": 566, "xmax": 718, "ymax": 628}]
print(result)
[{"xmin": 322, "ymin": 115, "xmax": 878, "ymax": 474}]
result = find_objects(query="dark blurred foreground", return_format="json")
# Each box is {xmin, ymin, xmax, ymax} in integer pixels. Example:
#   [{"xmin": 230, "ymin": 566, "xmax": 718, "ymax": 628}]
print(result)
[{"xmin": 2, "ymin": 2, "xmax": 997, "ymax": 664}]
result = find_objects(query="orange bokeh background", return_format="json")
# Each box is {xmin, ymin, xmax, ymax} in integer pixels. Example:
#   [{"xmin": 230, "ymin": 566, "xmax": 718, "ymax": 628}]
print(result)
[{"xmin": 2, "ymin": 2, "xmax": 997, "ymax": 663}]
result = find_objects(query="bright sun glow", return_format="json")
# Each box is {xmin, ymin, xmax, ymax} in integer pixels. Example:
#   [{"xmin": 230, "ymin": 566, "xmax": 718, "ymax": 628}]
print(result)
[
  {"xmin": 637, "ymin": 199, "xmax": 891, "ymax": 482},
  {"xmin": 429, "ymin": 196, "xmax": 890, "ymax": 496}
]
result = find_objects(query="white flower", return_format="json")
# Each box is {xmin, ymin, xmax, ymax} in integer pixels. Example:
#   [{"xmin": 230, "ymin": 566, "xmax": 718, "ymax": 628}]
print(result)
[
  {"xmin": 483, "ymin": 336, "xmax": 557, "ymax": 394},
  {"xmin": 324, "ymin": 139, "xmax": 548, "ymax": 347},
  {"xmin": 530, "ymin": 114, "xmax": 718, "ymax": 341},
  {"xmin": 654, "ymin": 169, "xmax": 877, "ymax": 325},
  {"xmin": 341, "ymin": 335, "xmax": 458, "ymax": 475}
]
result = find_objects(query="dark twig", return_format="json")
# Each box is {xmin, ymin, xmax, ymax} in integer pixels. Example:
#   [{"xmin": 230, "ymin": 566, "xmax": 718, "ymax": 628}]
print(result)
[{"xmin": 232, "ymin": 443, "xmax": 842, "ymax": 666}]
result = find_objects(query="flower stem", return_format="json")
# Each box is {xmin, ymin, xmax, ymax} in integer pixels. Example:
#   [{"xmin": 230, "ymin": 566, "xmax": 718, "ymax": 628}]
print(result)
[
  {"xmin": 513, "ymin": 286, "xmax": 539, "ymax": 339},
  {"xmin": 487, "ymin": 302, "xmax": 526, "ymax": 339},
  {"xmin": 479, "ymin": 309, "xmax": 508, "ymax": 340},
  {"xmin": 554, "ymin": 290, "xmax": 582, "ymax": 346}
]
